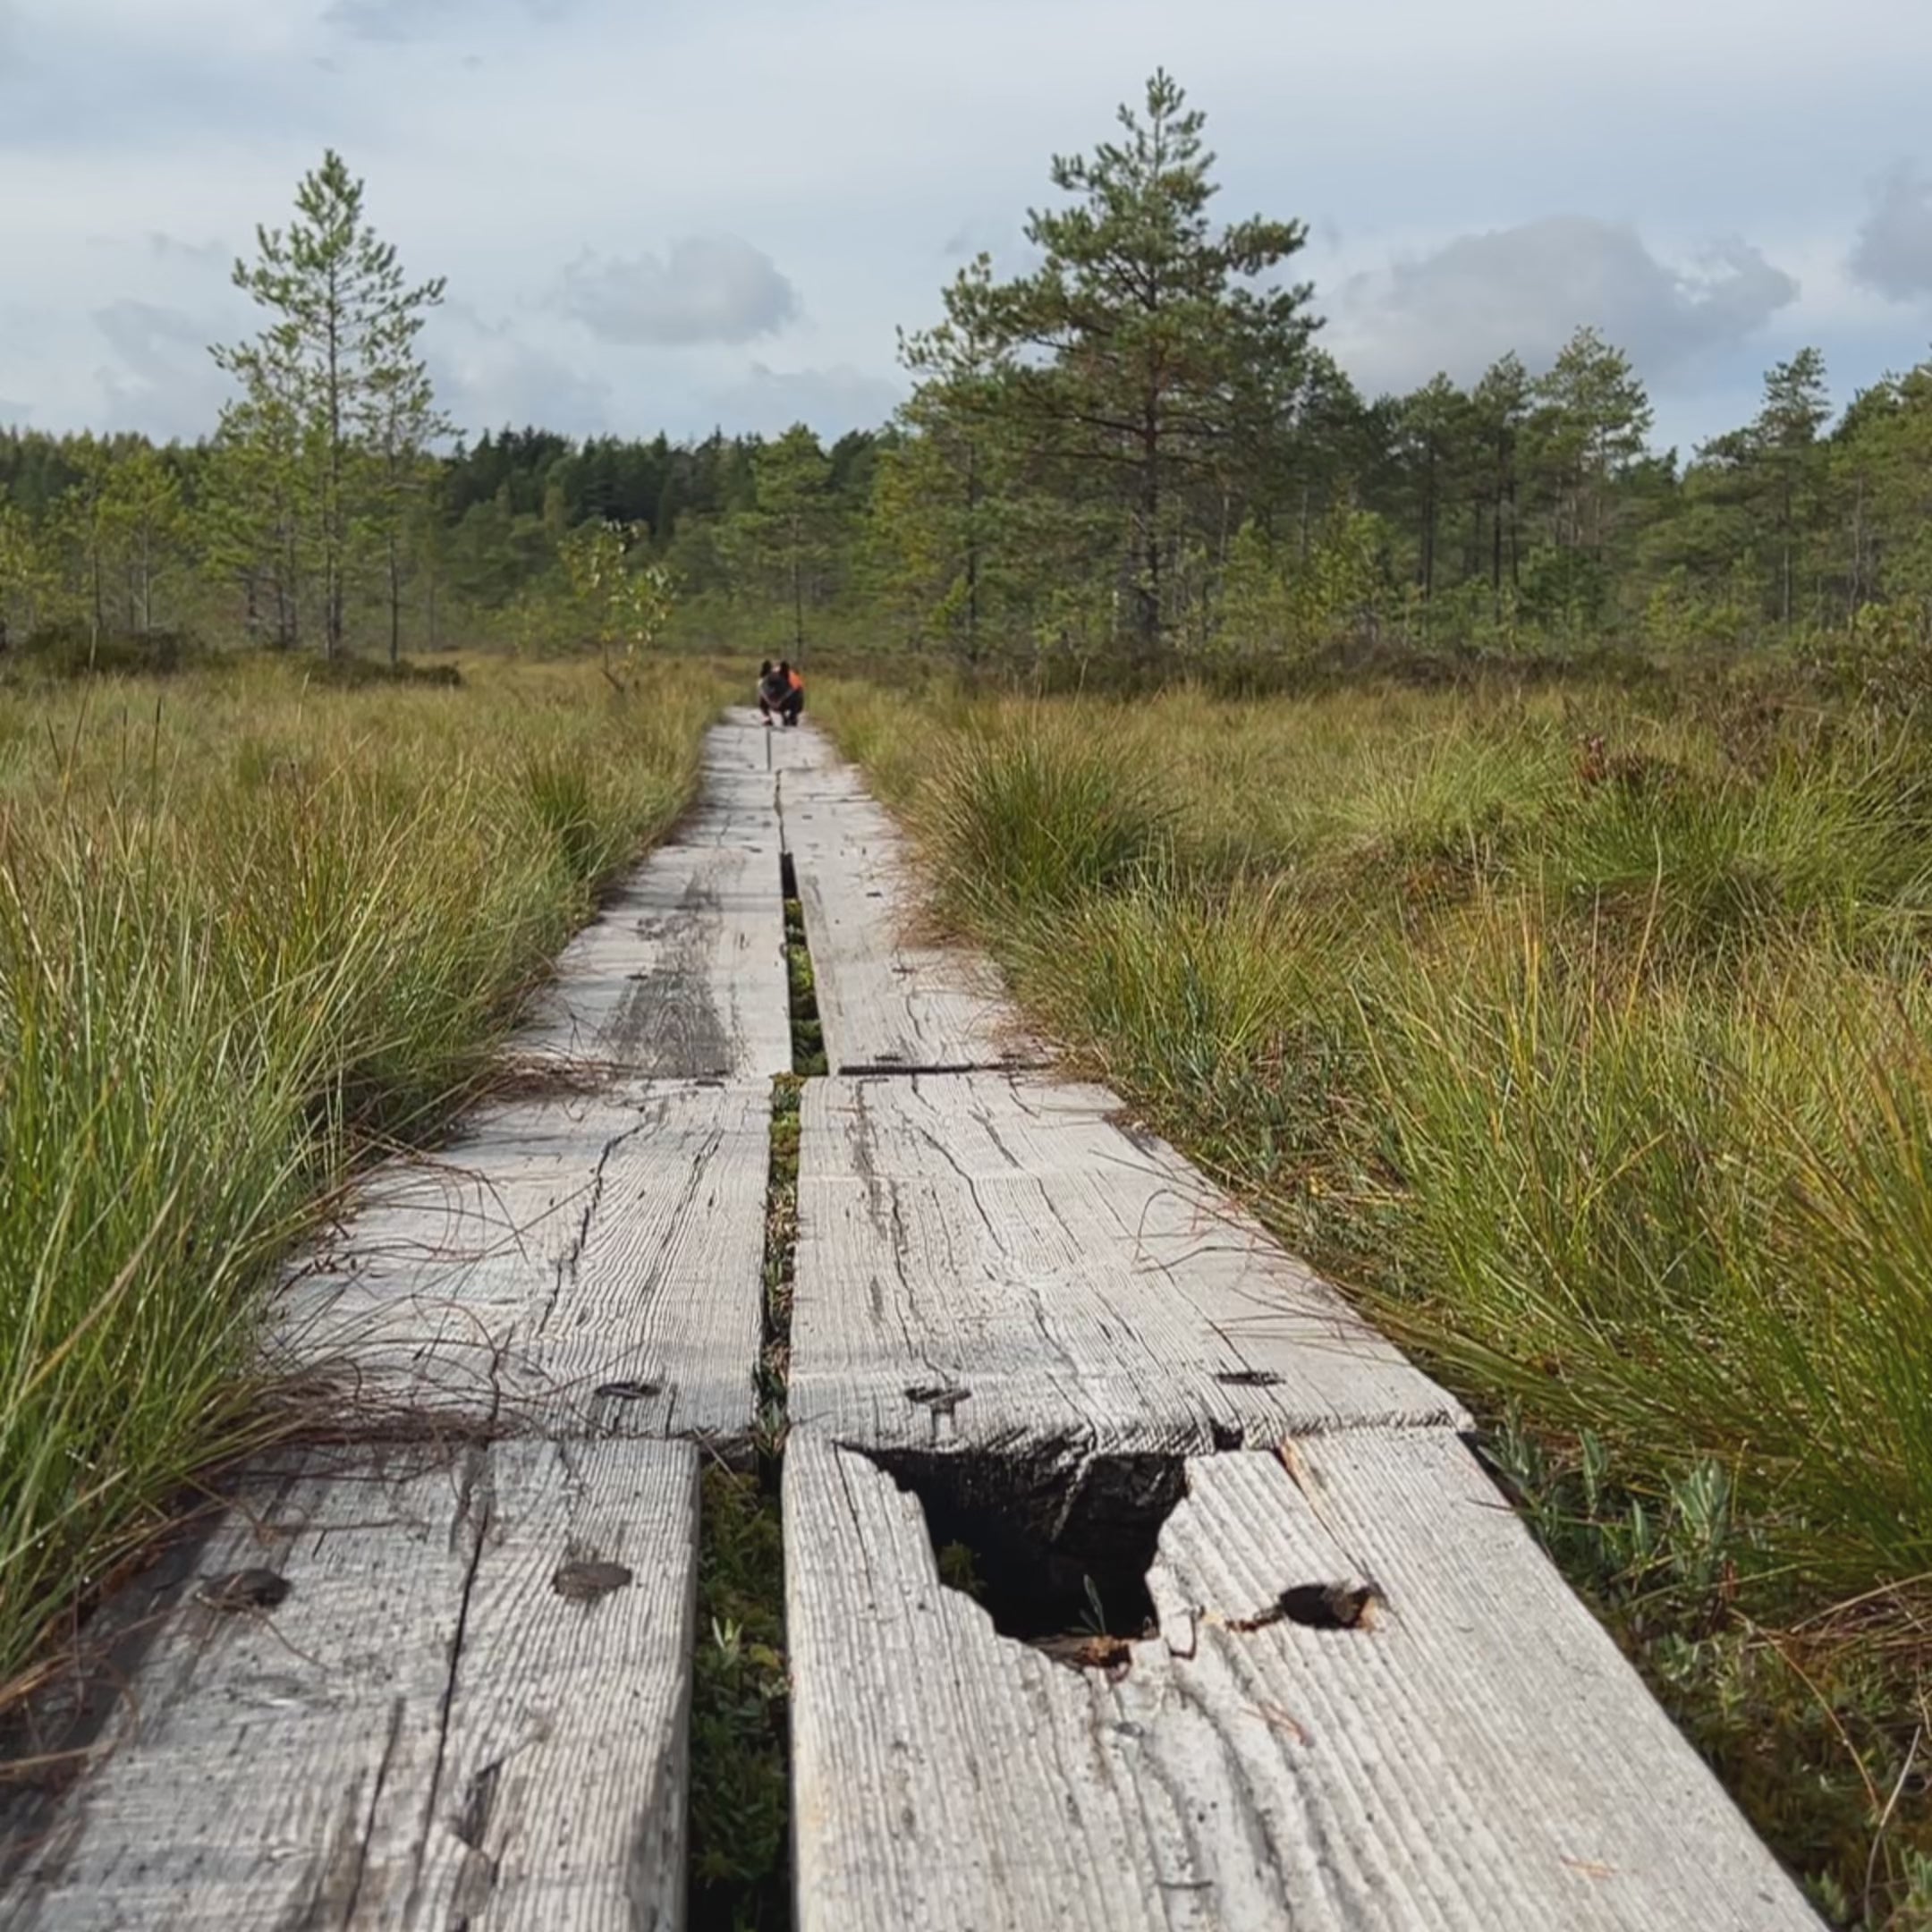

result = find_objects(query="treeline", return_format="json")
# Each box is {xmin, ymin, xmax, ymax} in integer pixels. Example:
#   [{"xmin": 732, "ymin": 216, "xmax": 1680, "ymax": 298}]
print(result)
[{"xmin": 8, "ymin": 76, "xmax": 1932, "ymax": 684}]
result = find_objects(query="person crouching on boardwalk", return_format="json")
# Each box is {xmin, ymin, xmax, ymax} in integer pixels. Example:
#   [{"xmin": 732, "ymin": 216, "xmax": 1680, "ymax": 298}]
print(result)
[{"xmin": 776, "ymin": 661, "xmax": 805, "ymax": 728}]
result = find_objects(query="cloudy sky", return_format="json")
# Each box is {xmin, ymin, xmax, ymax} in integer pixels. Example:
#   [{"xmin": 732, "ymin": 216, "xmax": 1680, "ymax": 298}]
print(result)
[{"xmin": 5, "ymin": 0, "xmax": 1932, "ymax": 457}]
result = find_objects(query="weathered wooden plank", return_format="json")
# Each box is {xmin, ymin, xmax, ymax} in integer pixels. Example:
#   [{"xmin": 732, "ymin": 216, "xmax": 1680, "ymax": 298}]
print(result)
[
  {"xmin": 4, "ymin": 1438, "xmax": 699, "ymax": 1931},
  {"xmin": 785, "ymin": 1433, "xmax": 1819, "ymax": 1932},
  {"xmin": 278, "ymin": 1080, "xmax": 768, "ymax": 1445},
  {"xmin": 521, "ymin": 840, "xmax": 789, "ymax": 1081},
  {"xmin": 791, "ymin": 816, "xmax": 1032, "ymax": 1076},
  {"xmin": 523, "ymin": 719, "xmax": 789, "ymax": 1090},
  {"xmin": 682, "ymin": 716, "xmax": 788, "ymax": 849},
  {"xmin": 788, "ymin": 1072, "xmax": 1462, "ymax": 1456},
  {"xmin": 796, "ymin": 873, "xmax": 1024, "ymax": 1075},
  {"xmin": 783, "ymin": 787, "xmax": 1041, "ymax": 1073}
]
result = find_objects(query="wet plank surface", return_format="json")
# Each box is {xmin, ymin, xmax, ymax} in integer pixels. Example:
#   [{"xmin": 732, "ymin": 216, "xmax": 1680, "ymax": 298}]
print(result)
[
  {"xmin": 3, "ymin": 1438, "xmax": 699, "ymax": 1932},
  {"xmin": 787, "ymin": 1072, "xmax": 1463, "ymax": 1456},
  {"xmin": 277, "ymin": 1079, "xmax": 769, "ymax": 1445},
  {"xmin": 785, "ymin": 1434, "xmax": 1820, "ymax": 1932},
  {"xmin": 523, "ymin": 719, "xmax": 789, "ymax": 1081}
]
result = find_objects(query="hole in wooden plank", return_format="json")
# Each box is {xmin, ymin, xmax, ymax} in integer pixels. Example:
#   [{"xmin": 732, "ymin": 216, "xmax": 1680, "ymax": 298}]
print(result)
[
  {"xmin": 1214, "ymin": 1368, "xmax": 1283, "ymax": 1389},
  {"xmin": 1236, "ymin": 1582, "xmax": 1385, "ymax": 1633},
  {"xmin": 454, "ymin": 1759, "xmax": 501, "ymax": 1849},
  {"xmin": 865, "ymin": 1448, "xmax": 1183, "ymax": 1668}
]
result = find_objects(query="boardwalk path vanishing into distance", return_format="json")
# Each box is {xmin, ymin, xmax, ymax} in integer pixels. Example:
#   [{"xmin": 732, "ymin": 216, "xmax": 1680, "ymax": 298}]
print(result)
[{"xmin": 0, "ymin": 714, "xmax": 1820, "ymax": 1929}]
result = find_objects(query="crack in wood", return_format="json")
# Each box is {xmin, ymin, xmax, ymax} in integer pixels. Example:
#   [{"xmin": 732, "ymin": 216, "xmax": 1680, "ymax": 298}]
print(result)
[
  {"xmin": 535, "ymin": 1115, "xmax": 654, "ymax": 1341},
  {"xmin": 335, "ymin": 1695, "xmax": 407, "ymax": 1929},
  {"xmin": 407, "ymin": 1445, "xmax": 494, "ymax": 1919}
]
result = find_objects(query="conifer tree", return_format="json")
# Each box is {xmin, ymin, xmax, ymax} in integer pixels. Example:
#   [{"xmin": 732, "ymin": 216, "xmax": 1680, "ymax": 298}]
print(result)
[{"xmin": 213, "ymin": 151, "xmax": 445, "ymax": 657}]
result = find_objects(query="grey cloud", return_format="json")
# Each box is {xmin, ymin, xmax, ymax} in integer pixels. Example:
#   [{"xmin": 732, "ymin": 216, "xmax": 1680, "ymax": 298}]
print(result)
[
  {"xmin": 93, "ymin": 301, "xmax": 233, "ymax": 438},
  {"xmin": 0, "ymin": 401, "xmax": 32, "ymax": 428},
  {"xmin": 707, "ymin": 362, "xmax": 903, "ymax": 438},
  {"xmin": 324, "ymin": 0, "xmax": 579, "ymax": 42},
  {"xmin": 148, "ymin": 233, "xmax": 229, "ymax": 268},
  {"xmin": 558, "ymin": 238, "xmax": 801, "ymax": 348},
  {"xmin": 429, "ymin": 305, "xmax": 611, "ymax": 436},
  {"xmin": 322, "ymin": 0, "xmax": 441, "ymax": 43},
  {"xmin": 1332, "ymin": 216, "xmax": 1798, "ymax": 394},
  {"xmin": 1850, "ymin": 164, "xmax": 1932, "ymax": 301}
]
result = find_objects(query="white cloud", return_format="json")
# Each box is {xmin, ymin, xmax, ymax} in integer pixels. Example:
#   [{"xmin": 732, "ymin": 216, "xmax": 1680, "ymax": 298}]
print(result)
[
  {"xmin": 10, "ymin": 0, "xmax": 1932, "ymax": 450},
  {"xmin": 1850, "ymin": 164, "xmax": 1932, "ymax": 302},
  {"xmin": 147, "ymin": 232, "xmax": 229, "ymax": 267},
  {"xmin": 556, "ymin": 238, "xmax": 801, "ymax": 349},
  {"xmin": 92, "ymin": 300, "xmax": 234, "ymax": 438},
  {"xmin": 431, "ymin": 301, "xmax": 610, "ymax": 436},
  {"xmin": 322, "ymin": 0, "xmax": 580, "ymax": 42},
  {"xmin": 1328, "ymin": 216, "xmax": 1799, "ymax": 394},
  {"xmin": 706, "ymin": 362, "xmax": 903, "ymax": 438}
]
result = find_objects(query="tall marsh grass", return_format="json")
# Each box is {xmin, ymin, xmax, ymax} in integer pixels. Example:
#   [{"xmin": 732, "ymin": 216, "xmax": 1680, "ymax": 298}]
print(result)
[
  {"xmin": 0, "ymin": 657, "xmax": 719, "ymax": 1701},
  {"xmin": 825, "ymin": 673, "xmax": 1932, "ymax": 1921}
]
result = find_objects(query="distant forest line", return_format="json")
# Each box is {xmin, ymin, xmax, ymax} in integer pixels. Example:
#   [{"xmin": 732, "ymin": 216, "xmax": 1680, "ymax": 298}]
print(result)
[{"xmin": 5, "ymin": 73, "xmax": 1932, "ymax": 693}]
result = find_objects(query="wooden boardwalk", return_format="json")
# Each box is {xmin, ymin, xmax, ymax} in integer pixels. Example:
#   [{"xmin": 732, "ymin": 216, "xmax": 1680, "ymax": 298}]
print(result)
[{"xmin": 0, "ymin": 714, "xmax": 1822, "ymax": 1929}]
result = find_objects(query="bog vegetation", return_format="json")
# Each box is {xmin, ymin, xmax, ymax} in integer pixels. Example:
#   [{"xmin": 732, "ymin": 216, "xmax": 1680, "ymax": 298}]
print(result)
[
  {"xmin": 0, "ymin": 657, "xmax": 719, "ymax": 1704},
  {"xmin": 6, "ymin": 64, "xmax": 1932, "ymax": 1932}
]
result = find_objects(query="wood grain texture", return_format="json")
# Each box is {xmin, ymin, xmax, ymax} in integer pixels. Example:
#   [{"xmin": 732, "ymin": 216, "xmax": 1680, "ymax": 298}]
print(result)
[
  {"xmin": 3, "ymin": 1438, "xmax": 699, "ymax": 1931},
  {"xmin": 523, "ymin": 721, "xmax": 788, "ymax": 1081},
  {"xmin": 277, "ymin": 1080, "xmax": 768, "ymax": 1445},
  {"xmin": 776, "ymin": 732, "xmax": 1041, "ymax": 1075},
  {"xmin": 786, "ymin": 1435, "xmax": 1820, "ymax": 1932},
  {"xmin": 788, "ymin": 1072, "xmax": 1463, "ymax": 1458},
  {"xmin": 521, "ymin": 843, "xmax": 789, "ymax": 1082}
]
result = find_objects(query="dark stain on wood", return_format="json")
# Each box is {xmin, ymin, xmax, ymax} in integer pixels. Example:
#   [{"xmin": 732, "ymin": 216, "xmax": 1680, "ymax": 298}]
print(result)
[
  {"xmin": 594, "ymin": 1380, "xmax": 663, "ymax": 1402},
  {"xmin": 551, "ymin": 1559, "xmax": 634, "ymax": 1604},
  {"xmin": 904, "ymin": 1384, "xmax": 970, "ymax": 1418},
  {"xmin": 199, "ymin": 1569, "xmax": 292, "ymax": 1614}
]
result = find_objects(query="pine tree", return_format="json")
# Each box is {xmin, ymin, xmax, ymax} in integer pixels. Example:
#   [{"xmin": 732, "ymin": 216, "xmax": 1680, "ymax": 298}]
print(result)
[
  {"xmin": 886, "ymin": 257, "xmax": 1030, "ymax": 663},
  {"xmin": 360, "ymin": 295, "xmax": 453, "ymax": 664},
  {"xmin": 732, "ymin": 427, "xmax": 837, "ymax": 658},
  {"xmin": 1531, "ymin": 326, "xmax": 1654, "ymax": 561},
  {"xmin": 941, "ymin": 70, "xmax": 1318, "ymax": 659},
  {"xmin": 1751, "ymin": 349, "xmax": 1830, "ymax": 628},
  {"xmin": 213, "ymin": 151, "xmax": 446, "ymax": 657},
  {"xmin": 1471, "ymin": 354, "xmax": 1530, "ymax": 613},
  {"xmin": 1396, "ymin": 375, "xmax": 1471, "ymax": 606}
]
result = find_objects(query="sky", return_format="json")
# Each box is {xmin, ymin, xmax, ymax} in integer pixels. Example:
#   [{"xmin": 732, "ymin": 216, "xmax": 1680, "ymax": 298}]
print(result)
[{"xmin": 6, "ymin": 0, "xmax": 1932, "ymax": 459}]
